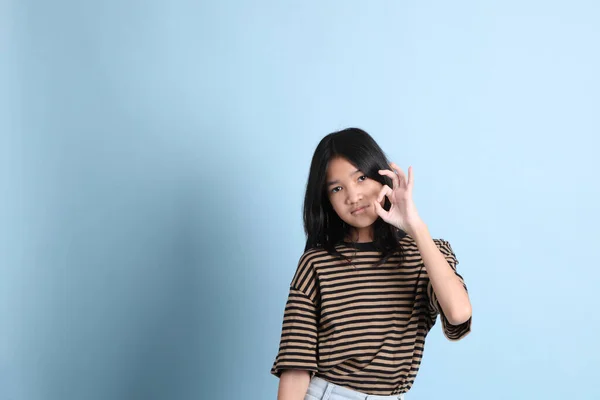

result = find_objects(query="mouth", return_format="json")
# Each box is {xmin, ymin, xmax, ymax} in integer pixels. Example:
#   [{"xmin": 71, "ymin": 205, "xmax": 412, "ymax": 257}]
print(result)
[{"xmin": 351, "ymin": 205, "xmax": 368, "ymax": 215}]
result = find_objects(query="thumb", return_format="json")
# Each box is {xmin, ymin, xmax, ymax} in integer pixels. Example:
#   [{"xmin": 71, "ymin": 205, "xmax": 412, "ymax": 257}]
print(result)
[{"xmin": 372, "ymin": 199, "xmax": 387, "ymax": 220}]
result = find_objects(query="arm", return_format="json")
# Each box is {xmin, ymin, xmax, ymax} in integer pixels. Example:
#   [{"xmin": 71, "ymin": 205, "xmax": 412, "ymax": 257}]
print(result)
[
  {"xmin": 277, "ymin": 370, "xmax": 311, "ymax": 400},
  {"xmin": 412, "ymin": 223, "xmax": 472, "ymax": 325}
]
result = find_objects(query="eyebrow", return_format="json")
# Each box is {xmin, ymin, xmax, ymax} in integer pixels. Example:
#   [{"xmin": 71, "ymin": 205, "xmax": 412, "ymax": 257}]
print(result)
[{"xmin": 327, "ymin": 169, "xmax": 361, "ymax": 187}]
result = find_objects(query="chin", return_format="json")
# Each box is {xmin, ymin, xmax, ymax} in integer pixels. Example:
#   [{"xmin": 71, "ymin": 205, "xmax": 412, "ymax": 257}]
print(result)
[{"xmin": 350, "ymin": 218, "xmax": 378, "ymax": 228}]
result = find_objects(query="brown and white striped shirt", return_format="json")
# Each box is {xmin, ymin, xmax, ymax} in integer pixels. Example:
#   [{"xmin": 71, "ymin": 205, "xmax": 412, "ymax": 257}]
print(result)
[{"xmin": 270, "ymin": 234, "xmax": 471, "ymax": 396}]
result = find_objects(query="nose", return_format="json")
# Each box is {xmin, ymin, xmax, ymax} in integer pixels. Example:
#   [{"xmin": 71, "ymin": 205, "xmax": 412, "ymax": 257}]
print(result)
[{"xmin": 345, "ymin": 185, "xmax": 363, "ymax": 205}]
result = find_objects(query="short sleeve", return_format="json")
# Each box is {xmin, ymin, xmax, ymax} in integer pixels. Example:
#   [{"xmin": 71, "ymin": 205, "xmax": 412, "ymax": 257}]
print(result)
[
  {"xmin": 270, "ymin": 286, "xmax": 319, "ymax": 379},
  {"xmin": 426, "ymin": 239, "xmax": 472, "ymax": 341}
]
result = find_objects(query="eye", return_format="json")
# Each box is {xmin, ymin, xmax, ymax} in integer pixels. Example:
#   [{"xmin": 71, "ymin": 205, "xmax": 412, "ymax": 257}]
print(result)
[{"xmin": 330, "ymin": 175, "xmax": 367, "ymax": 194}]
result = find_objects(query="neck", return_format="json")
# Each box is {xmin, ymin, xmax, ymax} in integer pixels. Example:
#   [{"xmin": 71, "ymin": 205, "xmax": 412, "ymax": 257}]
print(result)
[{"xmin": 344, "ymin": 228, "xmax": 374, "ymax": 243}]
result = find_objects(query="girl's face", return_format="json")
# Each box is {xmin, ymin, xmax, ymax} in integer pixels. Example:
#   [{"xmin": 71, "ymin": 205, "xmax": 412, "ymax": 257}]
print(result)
[{"xmin": 325, "ymin": 157, "xmax": 385, "ymax": 242}]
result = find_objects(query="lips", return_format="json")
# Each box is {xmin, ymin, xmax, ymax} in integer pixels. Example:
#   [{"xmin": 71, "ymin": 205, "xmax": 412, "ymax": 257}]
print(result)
[{"xmin": 351, "ymin": 205, "xmax": 368, "ymax": 214}]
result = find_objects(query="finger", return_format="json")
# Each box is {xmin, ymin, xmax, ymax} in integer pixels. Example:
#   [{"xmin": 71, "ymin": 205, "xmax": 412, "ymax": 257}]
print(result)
[
  {"xmin": 377, "ymin": 185, "xmax": 393, "ymax": 203},
  {"xmin": 390, "ymin": 162, "xmax": 406, "ymax": 184},
  {"xmin": 378, "ymin": 168, "xmax": 399, "ymax": 189},
  {"xmin": 390, "ymin": 162, "xmax": 408, "ymax": 187},
  {"xmin": 372, "ymin": 198, "xmax": 386, "ymax": 218},
  {"xmin": 408, "ymin": 166, "xmax": 414, "ymax": 189}
]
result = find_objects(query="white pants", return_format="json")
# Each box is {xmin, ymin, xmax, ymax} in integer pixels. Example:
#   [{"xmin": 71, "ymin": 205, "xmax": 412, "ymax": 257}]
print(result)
[{"xmin": 305, "ymin": 376, "xmax": 405, "ymax": 400}]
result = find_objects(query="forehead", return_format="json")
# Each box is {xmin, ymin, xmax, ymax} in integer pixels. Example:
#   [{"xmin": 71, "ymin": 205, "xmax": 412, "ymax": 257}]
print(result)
[{"xmin": 326, "ymin": 157, "xmax": 360, "ymax": 178}]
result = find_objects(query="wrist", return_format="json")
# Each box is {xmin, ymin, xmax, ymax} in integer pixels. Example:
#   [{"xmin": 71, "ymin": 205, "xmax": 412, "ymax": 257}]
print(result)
[{"xmin": 407, "ymin": 221, "xmax": 429, "ymax": 240}]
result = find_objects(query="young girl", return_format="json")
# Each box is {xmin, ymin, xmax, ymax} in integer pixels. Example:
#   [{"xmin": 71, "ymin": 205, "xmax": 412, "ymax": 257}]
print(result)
[{"xmin": 270, "ymin": 128, "xmax": 472, "ymax": 400}]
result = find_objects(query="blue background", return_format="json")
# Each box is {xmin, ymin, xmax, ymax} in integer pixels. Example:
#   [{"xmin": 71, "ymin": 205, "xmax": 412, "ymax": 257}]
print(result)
[{"xmin": 2, "ymin": 1, "xmax": 599, "ymax": 399}]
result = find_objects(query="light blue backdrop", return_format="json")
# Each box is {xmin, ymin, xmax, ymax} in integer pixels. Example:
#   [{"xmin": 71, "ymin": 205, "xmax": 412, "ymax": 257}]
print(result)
[{"xmin": 2, "ymin": 1, "xmax": 599, "ymax": 399}]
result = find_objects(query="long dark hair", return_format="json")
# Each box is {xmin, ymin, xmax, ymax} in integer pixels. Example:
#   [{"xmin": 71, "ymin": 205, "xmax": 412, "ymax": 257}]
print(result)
[{"xmin": 303, "ymin": 127, "xmax": 406, "ymax": 267}]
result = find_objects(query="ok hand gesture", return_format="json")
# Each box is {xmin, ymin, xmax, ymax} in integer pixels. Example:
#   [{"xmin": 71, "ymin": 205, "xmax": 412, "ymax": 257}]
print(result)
[{"xmin": 372, "ymin": 162, "xmax": 425, "ymax": 237}]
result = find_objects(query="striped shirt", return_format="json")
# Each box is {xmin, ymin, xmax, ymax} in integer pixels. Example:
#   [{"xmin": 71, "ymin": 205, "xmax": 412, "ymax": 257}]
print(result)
[{"xmin": 269, "ymin": 234, "xmax": 471, "ymax": 395}]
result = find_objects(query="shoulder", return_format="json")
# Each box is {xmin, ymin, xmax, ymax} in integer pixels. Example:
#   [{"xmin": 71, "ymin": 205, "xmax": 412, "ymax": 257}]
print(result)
[
  {"xmin": 400, "ymin": 235, "xmax": 456, "ymax": 255},
  {"xmin": 290, "ymin": 247, "xmax": 330, "ymax": 287},
  {"xmin": 297, "ymin": 246, "xmax": 332, "ymax": 266},
  {"xmin": 290, "ymin": 248, "xmax": 332, "ymax": 300},
  {"xmin": 431, "ymin": 238, "xmax": 460, "ymax": 269},
  {"xmin": 404, "ymin": 234, "xmax": 454, "ymax": 250},
  {"xmin": 432, "ymin": 238, "xmax": 456, "ymax": 253}
]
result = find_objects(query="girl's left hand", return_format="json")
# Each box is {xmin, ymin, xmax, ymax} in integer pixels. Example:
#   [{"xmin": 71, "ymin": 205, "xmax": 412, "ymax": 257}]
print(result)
[{"xmin": 373, "ymin": 162, "xmax": 425, "ymax": 237}]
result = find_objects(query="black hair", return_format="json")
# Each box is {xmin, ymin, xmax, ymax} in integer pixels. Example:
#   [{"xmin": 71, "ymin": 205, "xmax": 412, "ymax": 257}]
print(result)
[{"xmin": 302, "ymin": 127, "xmax": 406, "ymax": 267}]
